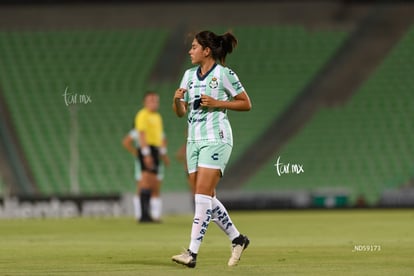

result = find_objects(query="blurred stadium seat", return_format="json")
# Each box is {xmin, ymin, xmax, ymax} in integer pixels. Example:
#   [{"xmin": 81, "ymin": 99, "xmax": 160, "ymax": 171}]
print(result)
[
  {"xmin": 0, "ymin": 29, "xmax": 169, "ymax": 195},
  {"xmin": 243, "ymin": 26, "xmax": 414, "ymax": 205},
  {"xmin": 227, "ymin": 26, "xmax": 348, "ymax": 162}
]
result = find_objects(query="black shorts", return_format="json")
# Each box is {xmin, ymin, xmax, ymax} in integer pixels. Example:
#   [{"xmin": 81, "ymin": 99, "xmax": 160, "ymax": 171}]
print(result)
[{"xmin": 138, "ymin": 146, "xmax": 160, "ymax": 174}]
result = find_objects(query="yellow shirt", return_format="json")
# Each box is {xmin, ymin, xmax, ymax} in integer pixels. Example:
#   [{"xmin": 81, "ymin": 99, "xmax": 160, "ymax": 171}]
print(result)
[{"xmin": 135, "ymin": 108, "xmax": 163, "ymax": 147}]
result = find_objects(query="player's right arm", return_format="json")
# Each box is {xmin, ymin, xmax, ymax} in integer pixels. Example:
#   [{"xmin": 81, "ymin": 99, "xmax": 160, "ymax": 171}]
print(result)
[
  {"xmin": 173, "ymin": 88, "xmax": 187, "ymax": 117},
  {"xmin": 174, "ymin": 70, "xmax": 190, "ymax": 117}
]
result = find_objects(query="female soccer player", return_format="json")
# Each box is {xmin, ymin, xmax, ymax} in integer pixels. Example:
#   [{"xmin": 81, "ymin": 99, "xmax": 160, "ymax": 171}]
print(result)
[{"xmin": 172, "ymin": 30, "xmax": 252, "ymax": 268}]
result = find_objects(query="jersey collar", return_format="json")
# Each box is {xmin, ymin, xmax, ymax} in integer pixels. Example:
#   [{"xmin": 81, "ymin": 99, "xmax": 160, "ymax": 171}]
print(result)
[{"xmin": 197, "ymin": 63, "xmax": 217, "ymax": 81}]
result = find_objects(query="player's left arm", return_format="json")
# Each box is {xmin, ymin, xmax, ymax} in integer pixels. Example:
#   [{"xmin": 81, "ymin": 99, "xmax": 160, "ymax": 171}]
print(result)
[
  {"xmin": 201, "ymin": 91, "xmax": 251, "ymax": 111},
  {"xmin": 201, "ymin": 68, "xmax": 251, "ymax": 111}
]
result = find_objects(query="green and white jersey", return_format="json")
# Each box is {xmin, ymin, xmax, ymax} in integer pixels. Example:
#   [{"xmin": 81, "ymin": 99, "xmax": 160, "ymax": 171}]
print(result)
[{"xmin": 179, "ymin": 64, "xmax": 245, "ymax": 146}]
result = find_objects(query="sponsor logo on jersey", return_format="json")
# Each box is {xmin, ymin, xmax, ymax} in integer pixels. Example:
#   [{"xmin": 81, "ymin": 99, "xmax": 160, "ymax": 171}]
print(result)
[
  {"xmin": 194, "ymin": 84, "xmax": 206, "ymax": 89},
  {"xmin": 232, "ymin": 81, "xmax": 242, "ymax": 90},
  {"xmin": 188, "ymin": 116, "xmax": 207, "ymax": 124},
  {"xmin": 188, "ymin": 81, "xmax": 207, "ymax": 90}
]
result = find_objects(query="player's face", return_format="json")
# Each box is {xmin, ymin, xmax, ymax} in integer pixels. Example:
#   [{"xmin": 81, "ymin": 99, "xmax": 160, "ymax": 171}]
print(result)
[
  {"xmin": 144, "ymin": 94, "xmax": 159, "ymax": 112},
  {"xmin": 189, "ymin": 39, "xmax": 207, "ymax": 65}
]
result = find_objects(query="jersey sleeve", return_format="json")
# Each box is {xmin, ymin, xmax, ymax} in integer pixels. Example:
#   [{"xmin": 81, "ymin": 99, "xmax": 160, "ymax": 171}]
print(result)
[{"xmin": 222, "ymin": 67, "xmax": 245, "ymax": 97}]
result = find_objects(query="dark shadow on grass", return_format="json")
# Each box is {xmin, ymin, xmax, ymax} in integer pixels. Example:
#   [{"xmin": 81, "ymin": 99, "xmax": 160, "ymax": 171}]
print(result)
[{"xmin": 116, "ymin": 259, "xmax": 180, "ymax": 268}]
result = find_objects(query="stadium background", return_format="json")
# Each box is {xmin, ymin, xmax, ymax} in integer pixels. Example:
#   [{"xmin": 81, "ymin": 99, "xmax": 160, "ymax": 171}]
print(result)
[{"xmin": 0, "ymin": 0, "xmax": 413, "ymax": 216}]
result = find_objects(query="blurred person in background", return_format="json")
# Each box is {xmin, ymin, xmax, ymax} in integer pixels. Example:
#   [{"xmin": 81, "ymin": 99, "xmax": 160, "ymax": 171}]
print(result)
[
  {"xmin": 132, "ymin": 91, "xmax": 169, "ymax": 222},
  {"xmin": 122, "ymin": 125, "xmax": 167, "ymax": 223},
  {"xmin": 172, "ymin": 30, "xmax": 252, "ymax": 268}
]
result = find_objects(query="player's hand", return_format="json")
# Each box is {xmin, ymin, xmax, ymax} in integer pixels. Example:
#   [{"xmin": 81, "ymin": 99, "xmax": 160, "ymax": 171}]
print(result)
[
  {"xmin": 173, "ymin": 88, "xmax": 188, "ymax": 117},
  {"xmin": 200, "ymin": 94, "xmax": 219, "ymax": 108},
  {"xmin": 174, "ymin": 88, "xmax": 187, "ymax": 100}
]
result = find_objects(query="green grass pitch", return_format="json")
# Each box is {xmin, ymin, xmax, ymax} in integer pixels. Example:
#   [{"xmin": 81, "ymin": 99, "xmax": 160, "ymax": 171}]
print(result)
[{"xmin": 1, "ymin": 210, "xmax": 413, "ymax": 275}]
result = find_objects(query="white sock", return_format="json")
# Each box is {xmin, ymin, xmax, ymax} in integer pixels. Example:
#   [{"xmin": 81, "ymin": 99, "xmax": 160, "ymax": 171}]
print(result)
[
  {"xmin": 189, "ymin": 194, "xmax": 212, "ymax": 254},
  {"xmin": 211, "ymin": 196, "xmax": 240, "ymax": 241},
  {"xmin": 133, "ymin": 195, "xmax": 141, "ymax": 220},
  {"xmin": 150, "ymin": 197, "xmax": 162, "ymax": 220}
]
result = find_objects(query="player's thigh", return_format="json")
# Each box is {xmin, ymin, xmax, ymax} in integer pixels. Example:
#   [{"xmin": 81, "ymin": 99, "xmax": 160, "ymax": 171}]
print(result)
[
  {"xmin": 134, "ymin": 160, "xmax": 142, "ymax": 182},
  {"xmin": 188, "ymin": 172, "xmax": 197, "ymax": 193},
  {"xmin": 152, "ymin": 179, "xmax": 161, "ymax": 197},
  {"xmin": 194, "ymin": 167, "xmax": 221, "ymax": 196},
  {"xmin": 198, "ymin": 142, "xmax": 232, "ymax": 176}
]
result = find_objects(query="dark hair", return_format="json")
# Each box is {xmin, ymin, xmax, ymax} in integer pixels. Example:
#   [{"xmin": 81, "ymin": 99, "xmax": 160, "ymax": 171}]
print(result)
[
  {"xmin": 195, "ymin": 30, "xmax": 237, "ymax": 66},
  {"xmin": 143, "ymin": 91, "xmax": 158, "ymax": 100}
]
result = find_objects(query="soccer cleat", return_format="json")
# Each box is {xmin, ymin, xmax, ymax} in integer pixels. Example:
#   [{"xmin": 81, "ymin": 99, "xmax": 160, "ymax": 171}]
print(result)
[
  {"xmin": 172, "ymin": 249, "xmax": 197, "ymax": 268},
  {"xmin": 228, "ymin": 234, "xmax": 250, "ymax": 267},
  {"xmin": 138, "ymin": 216, "xmax": 153, "ymax": 223}
]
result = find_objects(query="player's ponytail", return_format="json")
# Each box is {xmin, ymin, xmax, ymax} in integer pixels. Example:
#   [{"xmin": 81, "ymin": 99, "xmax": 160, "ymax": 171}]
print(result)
[
  {"xmin": 217, "ymin": 32, "xmax": 237, "ymax": 65},
  {"xmin": 195, "ymin": 30, "xmax": 238, "ymax": 66}
]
